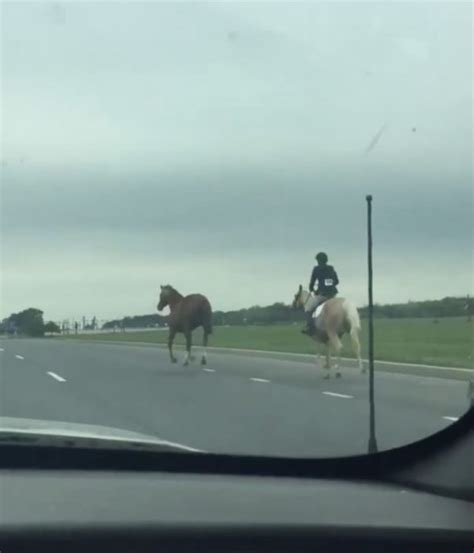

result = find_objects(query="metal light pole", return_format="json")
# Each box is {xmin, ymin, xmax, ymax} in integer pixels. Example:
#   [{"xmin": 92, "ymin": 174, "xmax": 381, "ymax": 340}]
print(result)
[{"xmin": 366, "ymin": 195, "xmax": 378, "ymax": 454}]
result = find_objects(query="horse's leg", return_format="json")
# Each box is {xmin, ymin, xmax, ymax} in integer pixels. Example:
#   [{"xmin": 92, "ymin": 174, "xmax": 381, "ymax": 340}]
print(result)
[
  {"xmin": 334, "ymin": 348, "xmax": 342, "ymax": 378},
  {"xmin": 201, "ymin": 328, "xmax": 208, "ymax": 366},
  {"xmin": 328, "ymin": 332, "xmax": 343, "ymax": 378},
  {"xmin": 323, "ymin": 346, "xmax": 331, "ymax": 379},
  {"xmin": 315, "ymin": 350, "xmax": 322, "ymax": 369},
  {"xmin": 312, "ymin": 337, "xmax": 322, "ymax": 370},
  {"xmin": 183, "ymin": 329, "xmax": 192, "ymax": 366},
  {"xmin": 168, "ymin": 329, "xmax": 177, "ymax": 364},
  {"xmin": 350, "ymin": 327, "xmax": 365, "ymax": 373},
  {"xmin": 188, "ymin": 329, "xmax": 196, "ymax": 361}
]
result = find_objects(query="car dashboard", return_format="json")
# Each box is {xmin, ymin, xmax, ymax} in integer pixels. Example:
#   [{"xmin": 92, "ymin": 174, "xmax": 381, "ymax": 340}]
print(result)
[
  {"xmin": 1, "ymin": 409, "xmax": 473, "ymax": 552},
  {"xmin": 1, "ymin": 469, "xmax": 473, "ymax": 552}
]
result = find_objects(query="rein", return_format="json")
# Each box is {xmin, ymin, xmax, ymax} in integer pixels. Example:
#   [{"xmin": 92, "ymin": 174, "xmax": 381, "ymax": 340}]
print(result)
[{"xmin": 302, "ymin": 290, "xmax": 313, "ymax": 308}]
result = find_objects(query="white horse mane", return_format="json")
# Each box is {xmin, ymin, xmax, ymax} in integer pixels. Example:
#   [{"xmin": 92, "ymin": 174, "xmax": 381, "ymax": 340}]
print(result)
[
  {"xmin": 296, "ymin": 287, "xmax": 313, "ymax": 307},
  {"xmin": 300, "ymin": 288, "xmax": 311, "ymax": 300}
]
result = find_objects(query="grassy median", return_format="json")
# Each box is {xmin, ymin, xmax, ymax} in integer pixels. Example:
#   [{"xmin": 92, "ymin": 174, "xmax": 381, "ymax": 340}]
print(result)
[{"xmin": 64, "ymin": 318, "xmax": 473, "ymax": 368}]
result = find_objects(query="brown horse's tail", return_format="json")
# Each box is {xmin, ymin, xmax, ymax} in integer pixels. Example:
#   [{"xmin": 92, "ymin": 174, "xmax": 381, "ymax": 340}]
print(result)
[
  {"xmin": 204, "ymin": 319, "xmax": 213, "ymax": 335},
  {"xmin": 202, "ymin": 299, "xmax": 213, "ymax": 335}
]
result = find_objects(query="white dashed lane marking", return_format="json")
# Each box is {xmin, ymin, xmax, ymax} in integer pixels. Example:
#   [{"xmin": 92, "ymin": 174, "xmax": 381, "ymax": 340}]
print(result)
[
  {"xmin": 15, "ymin": 355, "xmax": 24, "ymax": 360},
  {"xmin": 47, "ymin": 371, "xmax": 66, "ymax": 383},
  {"xmin": 203, "ymin": 368, "xmax": 216, "ymax": 373},
  {"xmin": 322, "ymin": 391, "xmax": 354, "ymax": 399},
  {"xmin": 250, "ymin": 378, "xmax": 271, "ymax": 383},
  {"xmin": 443, "ymin": 416, "xmax": 459, "ymax": 422},
  {"xmin": 0, "ymin": 348, "xmax": 4, "ymax": 352}
]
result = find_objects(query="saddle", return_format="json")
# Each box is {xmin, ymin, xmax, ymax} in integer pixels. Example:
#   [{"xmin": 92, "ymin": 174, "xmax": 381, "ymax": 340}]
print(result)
[{"xmin": 312, "ymin": 301, "xmax": 327, "ymax": 321}]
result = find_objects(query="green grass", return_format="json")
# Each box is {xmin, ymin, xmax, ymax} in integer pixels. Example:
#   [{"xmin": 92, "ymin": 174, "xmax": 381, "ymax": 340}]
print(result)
[{"xmin": 64, "ymin": 318, "xmax": 473, "ymax": 369}]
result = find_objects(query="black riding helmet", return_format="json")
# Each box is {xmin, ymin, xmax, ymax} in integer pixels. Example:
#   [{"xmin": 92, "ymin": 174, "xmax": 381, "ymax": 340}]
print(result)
[{"xmin": 315, "ymin": 252, "xmax": 328, "ymax": 264}]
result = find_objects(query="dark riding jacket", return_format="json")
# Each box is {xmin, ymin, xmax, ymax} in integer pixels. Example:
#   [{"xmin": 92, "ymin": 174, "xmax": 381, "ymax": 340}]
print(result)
[{"xmin": 309, "ymin": 264, "xmax": 339, "ymax": 297}]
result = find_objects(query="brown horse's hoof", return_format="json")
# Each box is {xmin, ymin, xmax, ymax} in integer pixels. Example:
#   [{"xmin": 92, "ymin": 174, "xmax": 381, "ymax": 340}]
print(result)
[
  {"xmin": 323, "ymin": 373, "xmax": 330, "ymax": 380},
  {"xmin": 171, "ymin": 357, "xmax": 178, "ymax": 364},
  {"xmin": 201, "ymin": 357, "xmax": 207, "ymax": 366},
  {"xmin": 335, "ymin": 371, "xmax": 342, "ymax": 378}
]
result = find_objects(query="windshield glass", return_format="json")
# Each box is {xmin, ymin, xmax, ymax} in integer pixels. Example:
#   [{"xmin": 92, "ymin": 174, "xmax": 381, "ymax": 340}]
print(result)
[{"xmin": 1, "ymin": 0, "xmax": 472, "ymax": 458}]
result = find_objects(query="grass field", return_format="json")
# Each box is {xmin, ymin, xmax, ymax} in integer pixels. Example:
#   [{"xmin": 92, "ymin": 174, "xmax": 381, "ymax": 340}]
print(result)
[{"xmin": 65, "ymin": 318, "xmax": 473, "ymax": 368}]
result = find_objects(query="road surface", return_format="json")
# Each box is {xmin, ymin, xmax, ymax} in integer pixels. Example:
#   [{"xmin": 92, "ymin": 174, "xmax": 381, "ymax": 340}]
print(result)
[{"xmin": 0, "ymin": 338, "xmax": 471, "ymax": 457}]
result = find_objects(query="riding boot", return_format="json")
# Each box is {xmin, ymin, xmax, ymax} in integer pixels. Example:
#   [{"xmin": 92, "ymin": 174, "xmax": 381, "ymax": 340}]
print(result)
[{"xmin": 301, "ymin": 312, "xmax": 315, "ymax": 335}]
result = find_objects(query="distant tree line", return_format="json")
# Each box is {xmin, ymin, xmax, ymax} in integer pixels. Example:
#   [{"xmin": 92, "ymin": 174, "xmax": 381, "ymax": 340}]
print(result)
[
  {"xmin": 102, "ymin": 313, "xmax": 169, "ymax": 330},
  {"xmin": 0, "ymin": 308, "xmax": 61, "ymax": 337},
  {"xmin": 101, "ymin": 296, "xmax": 472, "ymax": 329},
  {"xmin": 101, "ymin": 303, "xmax": 302, "ymax": 330},
  {"xmin": 359, "ymin": 296, "xmax": 472, "ymax": 319},
  {"xmin": 2, "ymin": 297, "xmax": 469, "ymax": 337},
  {"xmin": 213, "ymin": 303, "xmax": 304, "ymax": 326}
]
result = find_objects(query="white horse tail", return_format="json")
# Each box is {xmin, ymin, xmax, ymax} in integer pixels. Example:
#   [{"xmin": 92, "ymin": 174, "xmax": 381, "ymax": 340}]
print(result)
[
  {"xmin": 343, "ymin": 299, "xmax": 360, "ymax": 332},
  {"xmin": 343, "ymin": 299, "xmax": 364, "ymax": 372}
]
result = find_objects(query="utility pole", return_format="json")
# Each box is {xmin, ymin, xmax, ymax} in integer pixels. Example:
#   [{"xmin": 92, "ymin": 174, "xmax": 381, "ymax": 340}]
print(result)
[{"xmin": 366, "ymin": 195, "xmax": 378, "ymax": 454}]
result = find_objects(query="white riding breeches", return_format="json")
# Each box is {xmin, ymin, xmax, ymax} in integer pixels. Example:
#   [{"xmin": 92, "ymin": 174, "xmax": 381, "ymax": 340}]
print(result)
[{"xmin": 304, "ymin": 295, "xmax": 326, "ymax": 313}]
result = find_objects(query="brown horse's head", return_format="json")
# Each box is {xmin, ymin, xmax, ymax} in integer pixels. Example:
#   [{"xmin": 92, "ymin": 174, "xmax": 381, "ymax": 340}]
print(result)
[
  {"xmin": 157, "ymin": 285, "xmax": 176, "ymax": 311},
  {"xmin": 292, "ymin": 284, "xmax": 304, "ymax": 309}
]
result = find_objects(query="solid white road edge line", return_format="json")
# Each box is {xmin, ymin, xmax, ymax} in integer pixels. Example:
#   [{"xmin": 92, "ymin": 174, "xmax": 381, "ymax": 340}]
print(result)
[
  {"xmin": 322, "ymin": 391, "xmax": 354, "ymax": 399},
  {"xmin": 151, "ymin": 439, "xmax": 204, "ymax": 453},
  {"xmin": 47, "ymin": 371, "xmax": 67, "ymax": 383},
  {"xmin": 81, "ymin": 340, "xmax": 472, "ymax": 373}
]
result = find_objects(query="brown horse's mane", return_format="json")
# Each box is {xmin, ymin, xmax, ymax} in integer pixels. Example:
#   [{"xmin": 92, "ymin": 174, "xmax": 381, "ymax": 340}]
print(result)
[
  {"xmin": 160, "ymin": 285, "xmax": 183, "ymax": 309},
  {"xmin": 163, "ymin": 285, "xmax": 183, "ymax": 299}
]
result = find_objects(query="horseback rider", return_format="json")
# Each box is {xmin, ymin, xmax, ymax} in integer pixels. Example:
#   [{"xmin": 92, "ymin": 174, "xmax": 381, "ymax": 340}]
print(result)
[{"xmin": 302, "ymin": 252, "xmax": 339, "ymax": 335}]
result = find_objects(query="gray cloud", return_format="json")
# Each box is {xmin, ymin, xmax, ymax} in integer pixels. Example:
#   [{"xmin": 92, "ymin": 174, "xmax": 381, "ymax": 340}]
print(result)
[
  {"xmin": 1, "ymin": 1, "xmax": 472, "ymax": 320},
  {"xmin": 3, "ymin": 163, "xmax": 471, "ymax": 247}
]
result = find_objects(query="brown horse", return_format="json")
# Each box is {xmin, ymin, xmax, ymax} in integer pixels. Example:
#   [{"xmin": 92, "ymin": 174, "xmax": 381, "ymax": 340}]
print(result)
[
  {"xmin": 292, "ymin": 285, "xmax": 364, "ymax": 378},
  {"xmin": 157, "ymin": 285, "xmax": 213, "ymax": 366}
]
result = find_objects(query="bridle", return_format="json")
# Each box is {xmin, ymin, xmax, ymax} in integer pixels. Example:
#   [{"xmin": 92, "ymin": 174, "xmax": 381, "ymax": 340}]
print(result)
[{"xmin": 299, "ymin": 289, "xmax": 313, "ymax": 309}]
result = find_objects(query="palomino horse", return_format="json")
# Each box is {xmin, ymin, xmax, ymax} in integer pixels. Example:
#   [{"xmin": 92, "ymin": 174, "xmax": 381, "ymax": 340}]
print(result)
[
  {"xmin": 292, "ymin": 285, "xmax": 364, "ymax": 378},
  {"xmin": 157, "ymin": 285, "xmax": 213, "ymax": 366}
]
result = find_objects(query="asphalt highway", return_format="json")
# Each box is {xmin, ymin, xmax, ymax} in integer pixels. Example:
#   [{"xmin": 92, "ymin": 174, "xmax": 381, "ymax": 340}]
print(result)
[{"xmin": 0, "ymin": 338, "xmax": 470, "ymax": 457}]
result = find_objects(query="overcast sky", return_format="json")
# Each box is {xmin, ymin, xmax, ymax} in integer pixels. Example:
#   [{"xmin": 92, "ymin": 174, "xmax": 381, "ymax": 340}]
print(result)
[{"xmin": 1, "ymin": 1, "xmax": 472, "ymax": 323}]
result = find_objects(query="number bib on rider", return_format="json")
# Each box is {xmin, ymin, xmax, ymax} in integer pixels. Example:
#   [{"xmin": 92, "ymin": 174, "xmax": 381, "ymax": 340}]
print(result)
[{"xmin": 324, "ymin": 278, "xmax": 334, "ymax": 286}]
